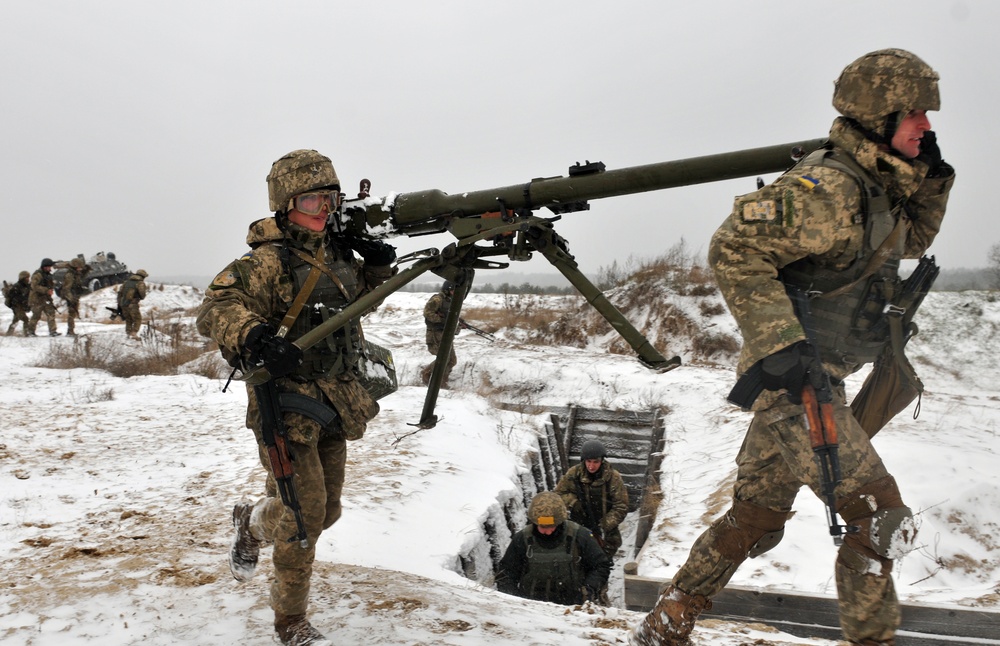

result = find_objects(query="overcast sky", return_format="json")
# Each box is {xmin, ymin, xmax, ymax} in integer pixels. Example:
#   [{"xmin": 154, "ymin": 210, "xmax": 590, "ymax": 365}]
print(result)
[{"xmin": 2, "ymin": 0, "xmax": 994, "ymax": 286}]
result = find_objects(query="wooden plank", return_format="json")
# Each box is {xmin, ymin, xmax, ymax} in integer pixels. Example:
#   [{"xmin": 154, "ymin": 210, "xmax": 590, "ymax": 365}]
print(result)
[
  {"xmin": 563, "ymin": 405, "xmax": 578, "ymax": 474},
  {"xmin": 548, "ymin": 406, "xmax": 659, "ymax": 425},
  {"xmin": 624, "ymin": 574, "xmax": 1000, "ymax": 643},
  {"xmin": 549, "ymin": 413, "xmax": 568, "ymax": 475}
]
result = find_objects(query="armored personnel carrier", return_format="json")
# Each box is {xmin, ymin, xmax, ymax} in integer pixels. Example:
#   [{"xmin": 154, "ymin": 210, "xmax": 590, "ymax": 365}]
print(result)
[{"xmin": 52, "ymin": 251, "xmax": 132, "ymax": 294}]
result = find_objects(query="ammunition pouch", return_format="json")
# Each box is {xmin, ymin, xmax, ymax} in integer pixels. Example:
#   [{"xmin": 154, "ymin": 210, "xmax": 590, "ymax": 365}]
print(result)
[{"xmin": 357, "ymin": 339, "xmax": 398, "ymax": 401}]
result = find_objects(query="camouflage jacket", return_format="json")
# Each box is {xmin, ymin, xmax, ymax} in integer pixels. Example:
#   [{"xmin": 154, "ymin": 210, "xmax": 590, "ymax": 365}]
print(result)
[
  {"xmin": 554, "ymin": 462, "xmax": 629, "ymax": 535},
  {"xmin": 4, "ymin": 279, "xmax": 30, "ymax": 309},
  {"xmin": 423, "ymin": 292, "xmax": 451, "ymax": 330},
  {"xmin": 118, "ymin": 275, "xmax": 147, "ymax": 307},
  {"xmin": 196, "ymin": 217, "xmax": 392, "ymax": 441},
  {"xmin": 62, "ymin": 268, "xmax": 90, "ymax": 303},
  {"xmin": 710, "ymin": 118, "xmax": 954, "ymax": 393},
  {"xmin": 28, "ymin": 269, "xmax": 55, "ymax": 307}
]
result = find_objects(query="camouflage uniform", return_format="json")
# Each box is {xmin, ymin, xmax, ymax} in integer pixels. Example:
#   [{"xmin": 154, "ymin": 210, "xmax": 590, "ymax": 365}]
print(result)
[
  {"xmin": 27, "ymin": 263, "xmax": 59, "ymax": 336},
  {"xmin": 62, "ymin": 260, "xmax": 90, "ymax": 336},
  {"xmin": 420, "ymin": 289, "xmax": 457, "ymax": 385},
  {"xmin": 118, "ymin": 271, "xmax": 148, "ymax": 338},
  {"xmin": 630, "ymin": 50, "xmax": 954, "ymax": 646},
  {"xmin": 495, "ymin": 492, "xmax": 611, "ymax": 605},
  {"xmin": 4, "ymin": 272, "xmax": 31, "ymax": 335},
  {"xmin": 197, "ymin": 159, "xmax": 393, "ymax": 627},
  {"xmin": 555, "ymin": 461, "xmax": 629, "ymax": 559}
]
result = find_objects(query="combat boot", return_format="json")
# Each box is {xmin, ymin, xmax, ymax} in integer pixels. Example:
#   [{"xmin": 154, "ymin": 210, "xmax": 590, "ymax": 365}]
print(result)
[
  {"xmin": 229, "ymin": 502, "xmax": 261, "ymax": 582},
  {"xmin": 628, "ymin": 585, "xmax": 711, "ymax": 646},
  {"xmin": 274, "ymin": 614, "xmax": 332, "ymax": 646}
]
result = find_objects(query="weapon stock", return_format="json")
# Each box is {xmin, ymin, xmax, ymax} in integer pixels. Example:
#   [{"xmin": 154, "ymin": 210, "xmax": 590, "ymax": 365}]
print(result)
[
  {"xmin": 459, "ymin": 318, "xmax": 496, "ymax": 342},
  {"xmin": 105, "ymin": 306, "xmax": 123, "ymax": 321},
  {"xmin": 788, "ymin": 287, "xmax": 858, "ymax": 544}
]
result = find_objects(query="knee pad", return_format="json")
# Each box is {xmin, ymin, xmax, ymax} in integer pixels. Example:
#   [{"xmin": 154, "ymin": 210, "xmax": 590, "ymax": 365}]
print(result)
[
  {"xmin": 713, "ymin": 499, "xmax": 790, "ymax": 562},
  {"xmin": 838, "ymin": 476, "xmax": 917, "ymax": 561}
]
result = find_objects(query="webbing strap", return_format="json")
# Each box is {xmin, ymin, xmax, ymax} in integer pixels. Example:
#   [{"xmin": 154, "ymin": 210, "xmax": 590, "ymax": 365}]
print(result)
[{"xmin": 276, "ymin": 246, "xmax": 324, "ymax": 338}]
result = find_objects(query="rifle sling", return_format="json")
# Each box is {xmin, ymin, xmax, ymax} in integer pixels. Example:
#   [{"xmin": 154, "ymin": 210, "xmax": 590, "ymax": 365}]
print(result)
[
  {"xmin": 816, "ymin": 215, "xmax": 908, "ymax": 301},
  {"xmin": 277, "ymin": 246, "xmax": 325, "ymax": 338}
]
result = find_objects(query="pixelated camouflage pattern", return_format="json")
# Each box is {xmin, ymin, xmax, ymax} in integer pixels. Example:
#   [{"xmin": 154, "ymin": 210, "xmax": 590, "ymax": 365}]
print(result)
[
  {"xmin": 554, "ymin": 461, "xmax": 629, "ymax": 557},
  {"xmin": 27, "ymin": 268, "xmax": 57, "ymax": 334},
  {"xmin": 118, "ymin": 274, "xmax": 147, "ymax": 337},
  {"xmin": 670, "ymin": 386, "xmax": 901, "ymax": 642},
  {"xmin": 833, "ymin": 48, "xmax": 940, "ymax": 133},
  {"xmin": 266, "ymin": 149, "xmax": 340, "ymax": 212},
  {"xmin": 710, "ymin": 118, "xmax": 953, "ymax": 399},
  {"xmin": 421, "ymin": 291, "xmax": 457, "ymax": 384},
  {"xmin": 62, "ymin": 265, "xmax": 90, "ymax": 334},
  {"xmin": 527, "ymin": 491, "xmax": 568, "ymax": 525}
]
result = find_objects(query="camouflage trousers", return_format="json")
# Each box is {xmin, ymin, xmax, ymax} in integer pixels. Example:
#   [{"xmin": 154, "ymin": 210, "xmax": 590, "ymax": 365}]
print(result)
[
  {"xmin": 421, "ymin": 329, "xmax": 457, "ymax": 385},
  {"xmin": 122, "ymin": 303, "xmax": 142, "ymax": 336},
  {"xmin": 28, "ymin": 301, "xmax": 57, "ymax": 335},
  {"xmin": 247, "ymin": 432, "xmax": 347, "ymax": 617},
  {"xmin": 6, "ymin": 306, "xmax": 29, "ymax": 334},
  {"xmin": 64, "ymin": 300, "xmax": 80, "ymax": 334},
  {"xmin": 671, "ymin": 385, "xmax": 904, "ymax": 643}
]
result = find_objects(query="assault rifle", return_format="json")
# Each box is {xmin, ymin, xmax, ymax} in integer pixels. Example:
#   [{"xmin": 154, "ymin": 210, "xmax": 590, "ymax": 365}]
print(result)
[
  {"xmin": 574, "ymin": 480, "xmax": 606, "ymax": 551},
  {"xmin": 459, "ymin": 318, "xmax": 496, "ymax": 342},
  {"xmin": 788, "ymin": 287, "xmax": 858, "ymax": 545},
  {"xmin": 106, "ymin": 306, "xmax": 123, "ymax": 321},
  {"xmin": 238, "ymin": 137, "xmax": 826, "ymax": 428}
]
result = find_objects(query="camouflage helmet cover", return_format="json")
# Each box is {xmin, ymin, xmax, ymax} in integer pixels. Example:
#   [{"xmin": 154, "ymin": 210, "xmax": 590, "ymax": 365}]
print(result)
[
  {"xmin": 528, "ymin": 491, "xmax": 568, "ymax": 526},
  {"xmin": 833, "ymin": 48, "xmax": 940, "ymax": 133},
  {"xmin": 69, "ymin": 257, "xmax": 85, "ymax": 269},
  {"xmin": 266, "ymin": 149, "xmax": 340, "ymax": 212},
  {"xmin": 136, "ymin": 269, "xmax": 148, "ymax": 278},
  {"xmin": 19, "ymin": 270, "xmax": 30, "ymax": 280}
]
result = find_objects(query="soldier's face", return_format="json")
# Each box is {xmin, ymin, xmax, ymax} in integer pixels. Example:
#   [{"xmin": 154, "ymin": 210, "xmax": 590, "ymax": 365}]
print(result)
[
  {"xmin": 891, "ymin": 110, "xmax": 931, "ymax": 159},
  {"xmin": 585, "ymin": 458, "xmax": 602, "ymax": 474},
  {"xmin": 288, "ymin": 207, "xmax": 328, "ymax": 232}
]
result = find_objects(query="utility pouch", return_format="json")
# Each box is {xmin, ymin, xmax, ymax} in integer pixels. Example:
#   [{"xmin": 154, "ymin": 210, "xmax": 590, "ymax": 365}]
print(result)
[
  {"xmin": 357, "ymin": 340, "xmax": 398, "ymax": 401},
  {"xmin": 850, "ymin": 346, "xmax": 923, "ymax": 438}
]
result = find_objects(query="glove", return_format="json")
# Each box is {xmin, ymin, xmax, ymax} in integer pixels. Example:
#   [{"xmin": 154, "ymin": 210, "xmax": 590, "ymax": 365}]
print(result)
[
  {"xmin": 916, "ymin": 131, "xmax": 951, "ymax": 178},
  {"xmin": 243, "ymin": 324, "xmax": 303, "ymax": 378},
  {"xmin": 346, "ymin": 236, "xmax": 396, "ymax": 265},
  {"xmin": 760, "ymin": 341, "xmax": 824, "ymax": 405}
]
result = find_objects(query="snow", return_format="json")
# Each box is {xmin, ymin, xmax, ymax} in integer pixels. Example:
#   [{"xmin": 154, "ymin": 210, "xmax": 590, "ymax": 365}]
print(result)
[{"xmin": 1, "ymin": 283, "xmax": 998, "ymax": 645}]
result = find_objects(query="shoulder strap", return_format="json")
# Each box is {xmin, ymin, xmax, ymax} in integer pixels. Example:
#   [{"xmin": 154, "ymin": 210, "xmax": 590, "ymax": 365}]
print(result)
[{"xmin": 276, "ymin": 246, "xmax": 324, "ymax": 338}]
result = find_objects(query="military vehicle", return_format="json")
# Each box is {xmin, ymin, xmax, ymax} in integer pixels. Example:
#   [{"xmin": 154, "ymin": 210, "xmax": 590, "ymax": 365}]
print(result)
[{"xmin": 52, "ymin": 251, "xmax": 132, "ymax": 295}]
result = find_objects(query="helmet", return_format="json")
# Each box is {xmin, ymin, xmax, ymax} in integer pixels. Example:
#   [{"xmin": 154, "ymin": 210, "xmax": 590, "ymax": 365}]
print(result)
[
  {"xmin": 40, "ymin": 258, "xmax": 54, "ymax": 268},
  {"xmin": 18, "ymin": 270, "xmax": 29, "ymax": 280},
  {"xmin": 528, "ymin": 492, "xmax": 568, "ymax": 526},
  {"xmin": 136, "ymin": 269, "xmax": 148, "ymax": 278},
  {"xmin": 266, "ymin": 149, "xmax": 340, "ymax": 213},
  {"xmin": 833, "ymin": 49, "xmax": 940, "ymax": 135},
  {"xmin": 69, "ymin": 257, "xmax": 85, "ymax": 269},
  {"xmin": 442, "ymin": 280, "xmax": 456, "ymax": 295},
  {"xmin": 580, "ymin": 439, "xmax": 606, "ymax": 461}
]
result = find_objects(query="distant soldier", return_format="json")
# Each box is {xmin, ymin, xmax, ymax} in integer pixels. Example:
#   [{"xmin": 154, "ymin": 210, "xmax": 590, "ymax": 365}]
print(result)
[
  {"xmin": 555, "ymin": 439, "xmax": 630, "ymax": 562},
  {"xmin": 61, "ymin": 258, "xmax": 91, "ymax": 337},
  {"xmin": 495, "ymin": 491, "xmax": 611, "ymax": 606},
  {"xmin": 118, "ymin": 269, "xmax": 148, "ymax": 339},
  {"xmin": 4, "ymin": 270, "xmax": 31, "ymax": 336},
  {"xmin": 27, "ymin": 258, "xmax": 60, "ymax": 337},
  {"xmin": 420, "ymin": 281, "xmax": 458, "ymax": 387}
]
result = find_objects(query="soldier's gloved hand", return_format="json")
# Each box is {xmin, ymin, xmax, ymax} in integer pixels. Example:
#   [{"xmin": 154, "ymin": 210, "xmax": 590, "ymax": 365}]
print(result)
[
  {"xmin": 916, "ymin": 130, "xmax": 953, "ymax": 178},
  {"xmin": 346, "ymin": 236, "xmax": 397, "ymax": 266},
  {"xmin": 760, "ymin": 341, "xmax": 823, "ymax": 405},
  {"xmin": 243, "ymin": 324, "xmax": 303, "ymax": 378}
]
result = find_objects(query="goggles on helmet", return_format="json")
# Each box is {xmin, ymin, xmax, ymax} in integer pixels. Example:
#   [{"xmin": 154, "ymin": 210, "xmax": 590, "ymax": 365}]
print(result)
[{"xmin": 289, "ymin": 190, "xmax": 339, "ymax": 216}]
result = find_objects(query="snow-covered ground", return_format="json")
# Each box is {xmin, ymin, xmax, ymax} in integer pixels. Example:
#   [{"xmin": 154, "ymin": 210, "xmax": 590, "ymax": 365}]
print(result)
[{"xmin": 1, "ymin": 282, "xmax": 997, "ymax": 645}]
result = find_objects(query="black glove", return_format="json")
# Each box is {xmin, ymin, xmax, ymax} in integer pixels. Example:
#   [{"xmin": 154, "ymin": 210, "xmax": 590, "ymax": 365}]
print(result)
[
  {"xmin": 346, "ymin": 236, "xmax": 396, "ymax": 265},
  {"xmin": 243, "ymin": 324, "xmax": 303, "ymax": 378},
  {"xmin": 760, "ymin": 341, "xmax": 824, "ymax": 405},
  {"xmin": 916, "ymin": 131, "xmax": 949, "ymax": 177}
]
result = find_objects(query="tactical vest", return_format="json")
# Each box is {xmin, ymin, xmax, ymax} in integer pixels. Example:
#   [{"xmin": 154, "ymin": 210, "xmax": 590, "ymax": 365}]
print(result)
[
  {"xmin": 779, "ymin": 148, "xmax": 906, "ymax": 368},
  {"xmin": 119, "ymin": 279, "xmax": 140, "ymax": 306},
  {"xmin": 281, "ymin": 246, "xmax": 363, "ymax": 381},
  {"xmin": 519, "ymin": 521, "xmax": 586, "ymax": 604}
]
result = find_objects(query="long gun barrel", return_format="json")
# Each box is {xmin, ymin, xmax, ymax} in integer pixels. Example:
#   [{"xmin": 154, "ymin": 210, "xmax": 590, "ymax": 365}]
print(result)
[{"xmin": 335, "ymin": 138, "xmax": 826, "ymax": 238}]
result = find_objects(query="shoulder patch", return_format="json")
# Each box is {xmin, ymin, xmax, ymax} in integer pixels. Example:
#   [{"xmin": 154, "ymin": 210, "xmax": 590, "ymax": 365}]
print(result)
[
  {"xmin": 240, "ymin": 251, "xmax": 253, "ymax": 260},
  {"xmin": 209, "ymin": 269, "xmax": 239, "ymax": 289},
  {"xmin": 796, "ymin": 175, "xmax": 820, "ymax": 191},
  {"xmin": 741, "ymin": 200, "xmax": 779, "ymax": 223}
]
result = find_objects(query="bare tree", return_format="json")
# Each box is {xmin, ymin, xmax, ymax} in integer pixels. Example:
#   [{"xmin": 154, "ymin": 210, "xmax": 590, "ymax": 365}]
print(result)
[{"xmin": 989, "ymin": 242, "xmax": 1000, "ymax": 290}]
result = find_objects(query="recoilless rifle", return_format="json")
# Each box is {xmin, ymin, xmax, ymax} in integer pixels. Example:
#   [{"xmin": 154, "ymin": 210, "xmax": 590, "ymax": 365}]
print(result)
[
  {"xmin": 458, "ymin": 318, "xmax": 496, "ymax": 343},
  {"xmin": 240, "ymin": 137, "xmax": 826, "ymax": 430}
]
